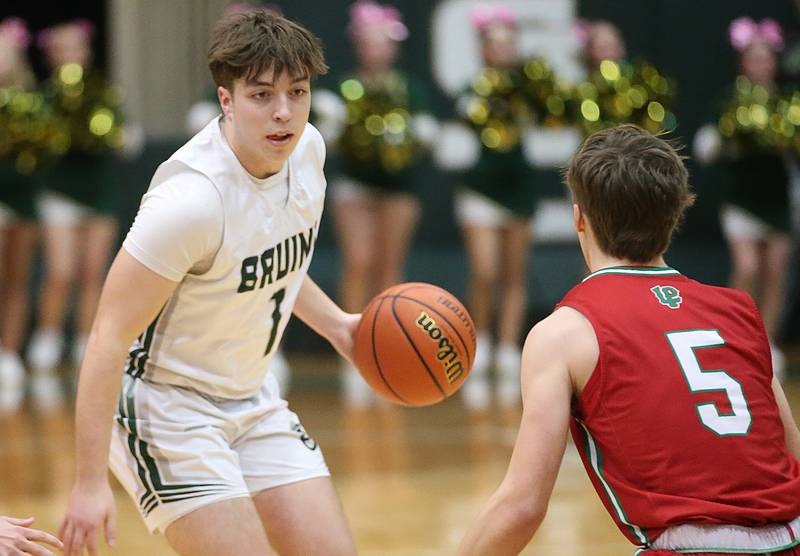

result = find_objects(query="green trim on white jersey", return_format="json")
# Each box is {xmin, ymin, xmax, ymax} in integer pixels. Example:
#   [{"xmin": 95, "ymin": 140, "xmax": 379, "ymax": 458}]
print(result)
[{"xmin": 583, "ymin": 266, "xmax": 681, "ymax": 282}]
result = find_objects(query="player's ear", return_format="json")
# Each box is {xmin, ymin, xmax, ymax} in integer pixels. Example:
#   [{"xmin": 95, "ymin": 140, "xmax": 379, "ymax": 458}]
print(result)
[
  {"xmin": 573, "ymin": 203, "xmax": 585, "ymax": 233},
  {"xmin": 217, "ymin": 85, "xmax": 233, "ymax": 120}
]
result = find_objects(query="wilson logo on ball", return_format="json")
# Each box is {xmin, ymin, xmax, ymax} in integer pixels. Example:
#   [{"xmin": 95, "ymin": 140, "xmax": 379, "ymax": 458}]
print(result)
[{"xmin": 415, "ymin": 311, "xmax": 465, "ymax": 385}]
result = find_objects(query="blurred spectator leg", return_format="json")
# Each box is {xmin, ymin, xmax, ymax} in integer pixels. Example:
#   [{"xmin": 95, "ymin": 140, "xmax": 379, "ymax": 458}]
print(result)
[
  {"xmin": 762, "ymin": 233, "xmax": 792, "ymax": 381},
  {"xmin": 73, "ymin": 215, "xmax": 117, "ymax": 369},
  {"xmin": 333, "ymin": 192, "xmax": 377, "ymax": 407},
  {"xmin": 460, "ymin": 225, "xmax": 499, "ymax": 411},
  {"xmin": 375, "ymin": 193, "xmax": 419, "ymax": 292},
  {"xmin": 496, "ymin": 220, "xmax": 530, "ymax": 408},
  {"xmin": 27, "ymin": 220, "xmax": 77, "ymax": 408},
  {"xmin": 0, "ymin": 221, "xmax": 37, "ymax": 412}
]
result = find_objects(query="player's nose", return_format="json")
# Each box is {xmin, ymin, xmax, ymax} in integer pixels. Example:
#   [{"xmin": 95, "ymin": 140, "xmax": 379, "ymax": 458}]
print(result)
[{"xmin": 272, "ymin": 94, "xmax": 291, "ymax": 122}]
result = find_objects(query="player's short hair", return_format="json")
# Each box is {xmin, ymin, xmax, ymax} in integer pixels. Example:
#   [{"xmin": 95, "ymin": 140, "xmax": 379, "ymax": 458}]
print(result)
[
  {"xmin": 565, "ymin": 124, "xmax": 696, "ymax": 262},
  {"xmin": 208, "ymin": 10, "xmax": 328, "ymax": 91}
]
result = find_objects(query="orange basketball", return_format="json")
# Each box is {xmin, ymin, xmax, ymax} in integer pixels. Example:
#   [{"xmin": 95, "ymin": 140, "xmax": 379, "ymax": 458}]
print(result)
[{"xmin": 353, "ymin": 282, "xmax": 476, "ymax": 406}]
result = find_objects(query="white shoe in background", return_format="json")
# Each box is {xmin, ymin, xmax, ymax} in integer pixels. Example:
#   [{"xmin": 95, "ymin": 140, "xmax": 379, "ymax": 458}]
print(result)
[
  {"xmin": 30, "ymin": 371, "xmax": 63, "ymax": 411},
  {"xmin": 495, "ymin": 343, "xmax": 521, "ymax": 407},
  {"xmin": 342, "ymin": 362, "xmax": 374, "ymax": 408},
  {"xmin": 270, "ymin": 349, "xmax": 292, "ymax": 396},
  {"xmin": 0, "ymin": 350, "xmax": 25, "ymax": 413},
  {"xmin": 27, "ymin": 329, "xmax": 64, "ymax": 373},
  {"xmin": 462, "ymin": 332, "xmax": 492, "ymax": 411}
]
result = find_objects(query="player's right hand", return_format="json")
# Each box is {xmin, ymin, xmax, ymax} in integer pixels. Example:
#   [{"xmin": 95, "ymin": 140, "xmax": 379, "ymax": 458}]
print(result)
[
  {"xmin": 0, "ymin": 516, "xmax": 63, "ymax": 556},
  {"xmin": 59, "ymin": 480, "xmax": 117, "ymax": 556}
]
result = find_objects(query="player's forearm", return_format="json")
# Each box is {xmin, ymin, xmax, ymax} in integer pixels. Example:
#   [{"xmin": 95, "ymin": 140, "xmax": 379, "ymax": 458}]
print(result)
[
  {"xmin": 458, "ymin": 490, "xmax": 544, "ymax": 556},
  {"xmin": 293, "ymin": 275, "xmax": 349, "ymax": 342},
  {"xmin": 73, "ymin": 327, "xmax": 130, "ymax": 485},
  {"xmin": 293, "ymin": 276, "xmax": 359, "ymax": 362}
]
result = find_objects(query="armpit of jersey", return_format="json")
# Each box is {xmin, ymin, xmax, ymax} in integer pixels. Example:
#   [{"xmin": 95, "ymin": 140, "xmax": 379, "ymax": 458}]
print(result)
[{"xmin": 123, "ymin": 170, "xmax": 225, "ymax": 282}]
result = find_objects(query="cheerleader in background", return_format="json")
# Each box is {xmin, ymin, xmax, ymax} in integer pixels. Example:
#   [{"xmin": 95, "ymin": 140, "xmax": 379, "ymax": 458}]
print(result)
[
  {"xmin": 580, "ymin": 19, "xmax": 627, "ymax": 70},
  {"xmin": 572, "ymin": 19, "xmax": 676, "ymax": 136},
  {"xmin": 453, "ymin": 5, "xmax": 538, "ymax": 410},
  {"xmin": 695, "ymin": 17, "xmax": 792, "ymax": 379},
  {"xmin": 0, "ymin": 18, "xmax": 39, "ymax": 412},
  {"xmin": 26, "ymin": 20, "xmax": 124, "ymax": 406},
  {"xmin": 313, "ymin": 0, "xmax": 437, "ymax": 406}
]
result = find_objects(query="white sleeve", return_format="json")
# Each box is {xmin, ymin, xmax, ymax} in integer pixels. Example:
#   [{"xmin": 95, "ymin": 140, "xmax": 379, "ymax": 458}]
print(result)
[{"xmin": 123, "ymin": 170, "xmax": 224, "ymax": 281}]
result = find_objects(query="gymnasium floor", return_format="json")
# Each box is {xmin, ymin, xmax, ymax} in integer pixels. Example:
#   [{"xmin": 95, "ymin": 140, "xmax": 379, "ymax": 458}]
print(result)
[{"xmin": 1, "ymin": 353, "xmax": 798, "ymax": 556}]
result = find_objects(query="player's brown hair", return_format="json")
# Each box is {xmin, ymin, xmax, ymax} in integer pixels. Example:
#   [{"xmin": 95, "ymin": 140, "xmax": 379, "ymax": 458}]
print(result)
[
  {"xmin": 208, "ymin": 10, "xmax": 328, "ymax": 91},
  {"xmin": 565, "ymin": 124, "xmax": 696, "ymax": 262}
]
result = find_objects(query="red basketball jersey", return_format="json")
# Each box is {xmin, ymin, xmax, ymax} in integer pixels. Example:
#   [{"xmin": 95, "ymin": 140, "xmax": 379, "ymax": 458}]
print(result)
[{"xmin": 557, "ymin": 266, "xmax": 800, "ymax": 547}]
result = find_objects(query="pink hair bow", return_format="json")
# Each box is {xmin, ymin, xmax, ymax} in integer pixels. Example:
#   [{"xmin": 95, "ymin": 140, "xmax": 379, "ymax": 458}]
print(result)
[
  {"xmin": 470, "ymin": 3, "xmax": 517, "ymax": 32},
  {"xmin": 573, "ymin": 18, "xmax": 591, "ymax": 48},
  {"xmin": 37, "ymin": 18, "xmax": 95, "ymax": 50},
  {"xmin": 0, "ymin": 17, "xmax": 31, "ymax": 49},
  {"xmin": 349, "ymin": 0, "xmax": 409, "ymax": 41},
  {"xmin": 729, "ymin": 16, "xmax": 783, "ymax": 52}
]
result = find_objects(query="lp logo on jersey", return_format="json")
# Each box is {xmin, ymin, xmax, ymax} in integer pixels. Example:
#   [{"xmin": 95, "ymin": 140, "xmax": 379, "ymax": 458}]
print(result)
[{"xmin": 651, "ymin": 285, "xmax": 683, "ymax": 309}]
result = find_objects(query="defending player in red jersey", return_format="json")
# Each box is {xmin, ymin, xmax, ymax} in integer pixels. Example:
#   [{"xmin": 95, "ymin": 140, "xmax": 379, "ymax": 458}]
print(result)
[{"xmin": 458, "ymin": 124, "xmax": 800, "ymax": 556}]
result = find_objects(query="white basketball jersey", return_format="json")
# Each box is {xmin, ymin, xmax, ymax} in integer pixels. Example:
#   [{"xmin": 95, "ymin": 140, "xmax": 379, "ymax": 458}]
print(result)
[{"xmin": 122, "ymin": 118, "xmax": 326, "ymax": 399}]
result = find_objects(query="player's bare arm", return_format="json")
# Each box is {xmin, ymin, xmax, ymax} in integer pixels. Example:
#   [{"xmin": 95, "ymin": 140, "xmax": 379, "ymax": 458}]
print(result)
[
  {"xmin": 292, "ymin": 275, "xmax": 360, "ymax": 363},
  {"xmin": 60, "ymin": 248, "xmax": 179, "ymax": 556},
  {"xmin": 458, "ymin": 307, "xmax": 597, "ymax": 555}
]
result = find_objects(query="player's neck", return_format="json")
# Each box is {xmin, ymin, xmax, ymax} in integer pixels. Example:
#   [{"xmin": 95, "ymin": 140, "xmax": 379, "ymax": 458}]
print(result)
[
  {"xmin": 221, "ymin": 119, "xmax": 282, "ymax": 179},
  {"xmin": 586, "ymin": 249, "xmax": 668, "ymax": 273}
]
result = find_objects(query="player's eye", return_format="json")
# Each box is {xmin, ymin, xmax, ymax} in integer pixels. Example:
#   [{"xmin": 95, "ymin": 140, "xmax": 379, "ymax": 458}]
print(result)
[
  {"xmin": 292, "ymin": 88, "xmax": 308, "ymax": 97},
  {"xmin": 252, "ymin": 91, "xmax": 270, "ymax": 100}
]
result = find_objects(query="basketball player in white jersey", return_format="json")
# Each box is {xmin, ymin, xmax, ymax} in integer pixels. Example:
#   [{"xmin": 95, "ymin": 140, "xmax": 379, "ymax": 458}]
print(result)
[{"xmin": 59, "ymin": 10, "xmax": 359, "ymax": 556}]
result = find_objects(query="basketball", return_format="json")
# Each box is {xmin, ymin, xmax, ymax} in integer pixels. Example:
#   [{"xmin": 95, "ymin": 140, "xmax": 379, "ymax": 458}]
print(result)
[{"xmin": 353, "ymin": 282, "xmax": 476, "ymax": 406}]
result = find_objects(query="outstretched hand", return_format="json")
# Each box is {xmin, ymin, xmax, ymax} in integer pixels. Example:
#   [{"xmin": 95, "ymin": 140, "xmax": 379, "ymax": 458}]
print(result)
[{"xmin": 0, "ymin": 516, "xmax": 63, "ymax": 556}]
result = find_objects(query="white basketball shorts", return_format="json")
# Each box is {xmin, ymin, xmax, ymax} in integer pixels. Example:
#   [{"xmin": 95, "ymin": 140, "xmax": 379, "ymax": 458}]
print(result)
[{"xmin": 109, "ymin": 373, "xmax": 329, "ymax": 534}]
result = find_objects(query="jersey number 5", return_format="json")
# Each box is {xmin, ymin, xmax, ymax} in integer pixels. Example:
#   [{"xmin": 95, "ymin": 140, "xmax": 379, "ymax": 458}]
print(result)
[
  {"xmin": 264, "ymin": 288, "xmax": 286, "ymax": 356},
  {"xmin": 665, "ymin": 329, "xmax": 752, "ymax": 436}
]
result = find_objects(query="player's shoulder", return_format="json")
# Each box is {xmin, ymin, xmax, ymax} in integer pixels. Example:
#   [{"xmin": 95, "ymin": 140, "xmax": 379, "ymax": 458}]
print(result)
[
  {"xmin": 294, "ymin": 122, "xmax": 325, "ymax": 163},
  {"xmin": 145, "ymin": 166, "xmax": 223, "ymax": 222},
  {"xmin": 527, "ymin": 307, "xmax": 597, "ymax": 360},
  {"xmin": 533, "ymin": 306, "xmax": 595, "ymax": 344}
]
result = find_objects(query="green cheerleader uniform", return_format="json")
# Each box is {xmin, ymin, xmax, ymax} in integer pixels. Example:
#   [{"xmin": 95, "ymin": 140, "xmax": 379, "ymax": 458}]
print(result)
[
  {"xmin": 0, "ymin": 161, "xmax": 36, "ymax": 219},
  {"xmin": 335, "ymin": 70, "xmax": 431, "ymax": 196},
  {"xmin": 716, "ymin": 79, "xmax": 792, "ymax": 233},
  {"xmin": 726, "ymin": 153, "xmax": 791, "ymax": 233},
  {"xmin": 0, "ymin": 85, "xmax": 61, "ymax": 219},
  {"xmin": 39, "ymin": 65, "xmax": 124, "ymax": 215},
  {"xmin": 460, "ymin": 65, "xmax": 537, "ymax": 218}
]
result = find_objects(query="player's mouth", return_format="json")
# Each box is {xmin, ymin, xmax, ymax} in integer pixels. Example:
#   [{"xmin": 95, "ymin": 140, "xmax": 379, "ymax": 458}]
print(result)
[{"xmin": 266, "ymin": 131, "xmax": 293, "ymax": 146}]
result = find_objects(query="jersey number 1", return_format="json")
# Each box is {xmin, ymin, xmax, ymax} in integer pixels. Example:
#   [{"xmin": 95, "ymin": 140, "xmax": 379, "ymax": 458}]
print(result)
[
  {"xmin": 264, "ymin": 288, "xmax": 286, "ymax": 356},
  {"xmin": 665, "ymin": 329, "xmax": 752, "ymax": 436}
]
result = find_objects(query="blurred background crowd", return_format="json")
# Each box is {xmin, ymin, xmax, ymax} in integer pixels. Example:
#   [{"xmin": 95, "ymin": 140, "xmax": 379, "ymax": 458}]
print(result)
[{"xmin": 2, "ymin": 0, "xmax": 800, "ymax": 415}]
